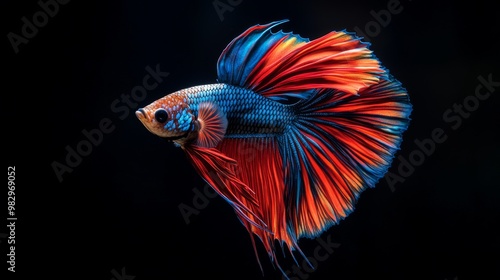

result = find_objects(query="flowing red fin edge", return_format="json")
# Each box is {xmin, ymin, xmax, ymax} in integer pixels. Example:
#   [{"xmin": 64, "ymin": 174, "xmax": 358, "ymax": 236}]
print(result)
[
  {"xmin": 195, "ymin": 102, "xmax": 228, "ymax": 148},
  {"xmin": 182, "ymin": 144, "xmax": 270, "ymax": 232},
  {"xmin": 217, "ymin": 138, "xmax": 309, "ymax": 275}
]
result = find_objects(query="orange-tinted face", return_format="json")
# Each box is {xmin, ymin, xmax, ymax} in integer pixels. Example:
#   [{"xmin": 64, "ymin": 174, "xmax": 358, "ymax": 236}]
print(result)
[{"xmin": 135, "ymin": 93, "xmax": 194, "ymax": 139}]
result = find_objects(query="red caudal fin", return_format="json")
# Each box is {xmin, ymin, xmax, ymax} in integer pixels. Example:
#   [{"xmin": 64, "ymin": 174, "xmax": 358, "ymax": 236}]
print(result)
[
  {"xmin": 282, "ymin": 75, "xmax": 412, "ymax": 239},
  {"xmin": 217, "ymin": 20, "xmax": 384, "ymax": 98}
]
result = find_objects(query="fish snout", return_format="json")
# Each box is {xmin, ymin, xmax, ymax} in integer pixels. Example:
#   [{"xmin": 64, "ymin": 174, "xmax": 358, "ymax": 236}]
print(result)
[{"xmin": 136, "ymin": 108, "xmax": 147, "ymax": 120}]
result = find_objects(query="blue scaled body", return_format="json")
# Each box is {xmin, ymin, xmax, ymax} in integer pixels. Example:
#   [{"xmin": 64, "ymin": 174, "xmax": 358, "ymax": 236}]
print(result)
[{"xmin": 184, "ymin": 83, "xmax": 295, "ymax": 138}]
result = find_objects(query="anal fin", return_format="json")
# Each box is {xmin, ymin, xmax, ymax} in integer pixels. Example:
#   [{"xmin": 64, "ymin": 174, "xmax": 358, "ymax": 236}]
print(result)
[
  {"xmin": 218, "ymin": 138, "xmax": 307, "ymax": 273},
  {"xmin": 182, "ymin": 144, "xmax": 268, "ymax": 232}
]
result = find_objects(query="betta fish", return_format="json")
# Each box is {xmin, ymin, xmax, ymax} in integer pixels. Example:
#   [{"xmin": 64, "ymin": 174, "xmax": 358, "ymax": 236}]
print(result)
[{"xmin": 135, "ymin": 19, "xmax": 411, "ymax": 277}]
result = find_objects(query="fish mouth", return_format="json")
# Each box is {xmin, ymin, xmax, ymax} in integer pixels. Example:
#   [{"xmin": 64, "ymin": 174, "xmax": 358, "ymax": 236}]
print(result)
[
  {"xmin": 135, "ymin": 108, "xmax": 147, "ymax": 120},
  {"xmin": 136, "ymin": 108, "xmax": 154, "ymax": 134}
]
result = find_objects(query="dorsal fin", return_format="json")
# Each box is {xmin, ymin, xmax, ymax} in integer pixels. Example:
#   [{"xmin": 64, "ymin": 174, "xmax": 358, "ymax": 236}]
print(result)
[
  {"xmin": 217, "ymin": 20, "xmax": 384, "ymax": 99},
  {"xmin": 217, "ymin": 20, "xmax": 307, "ymax": 89}
]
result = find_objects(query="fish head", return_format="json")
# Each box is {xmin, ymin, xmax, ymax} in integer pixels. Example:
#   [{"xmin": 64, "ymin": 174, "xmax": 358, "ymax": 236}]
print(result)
[{"xmin": 135, "ymin": 93, "xmax": 195, "ymax": 140}]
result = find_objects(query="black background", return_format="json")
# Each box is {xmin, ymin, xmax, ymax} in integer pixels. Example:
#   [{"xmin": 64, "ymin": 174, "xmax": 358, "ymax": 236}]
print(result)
[{"xmin": 2, "ymin": 0, "xmax": 499, "ymax": 279}]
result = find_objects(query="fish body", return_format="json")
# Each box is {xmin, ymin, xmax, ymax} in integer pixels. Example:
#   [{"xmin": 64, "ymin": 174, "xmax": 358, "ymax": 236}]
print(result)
[
  {"xmin": 136, "ymin": 20, "xmax": 412, "ymax": 277},
  {"xmin": 137, "ymin": 83, "xmax": 293, "ymax": 141}
]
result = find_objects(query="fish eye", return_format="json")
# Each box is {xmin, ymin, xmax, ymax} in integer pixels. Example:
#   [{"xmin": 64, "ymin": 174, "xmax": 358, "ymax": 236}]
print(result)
[{"xmin": 154, "ymin": 109, "xmax": 169, "ymax": 123}]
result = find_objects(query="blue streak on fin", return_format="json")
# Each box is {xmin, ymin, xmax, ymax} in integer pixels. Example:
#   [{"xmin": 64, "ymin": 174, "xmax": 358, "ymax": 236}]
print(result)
[{"xmin": 216, "ymin": 19, "xmax": 308, "ymax": 89}]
